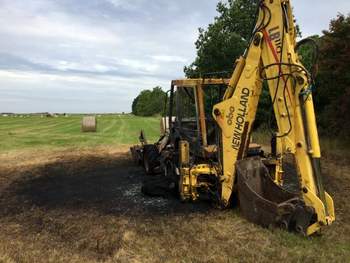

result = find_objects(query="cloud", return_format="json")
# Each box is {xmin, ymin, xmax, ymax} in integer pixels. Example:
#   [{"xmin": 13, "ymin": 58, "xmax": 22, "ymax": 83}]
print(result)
[
  {"xmin": 0, "ymin": 69, "xmax": 170, "ymax": 113},
  {"xmin": 0, "ymin": 0, "xmax": 348, "ymax": 113},
  {"xmin": 151, "ymin": 55, "xmax": 188, "ymax": 63},
  {"xmin": 293, "ymin": 0, "xmax": 350, "ymax": 37},
  {"xmin": 105, "ymin": 0, "xmax": 145, "ymax": 10}
]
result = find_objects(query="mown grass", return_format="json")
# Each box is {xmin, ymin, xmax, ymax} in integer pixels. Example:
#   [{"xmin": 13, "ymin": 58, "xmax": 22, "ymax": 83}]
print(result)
[{"xmin": 0, "ymin": 114, "xmax": 161, "ymax": 152}]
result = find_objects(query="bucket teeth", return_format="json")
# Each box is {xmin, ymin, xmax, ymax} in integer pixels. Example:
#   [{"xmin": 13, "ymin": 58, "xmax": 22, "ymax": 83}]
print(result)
[{"xmin": 236, "ymin": 157, "xmax": 314, "ymax": 235}]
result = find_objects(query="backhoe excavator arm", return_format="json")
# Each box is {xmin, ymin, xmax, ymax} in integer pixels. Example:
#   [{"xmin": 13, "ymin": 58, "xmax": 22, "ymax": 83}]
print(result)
[{"xmin": 213, "ymin": 0, "xmax": 334, "ymax": 235}]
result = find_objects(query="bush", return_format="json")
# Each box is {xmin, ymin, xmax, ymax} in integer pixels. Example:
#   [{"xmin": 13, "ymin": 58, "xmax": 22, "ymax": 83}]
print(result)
[{"xmin": 132, "ymin": 87, "xmax": 166, "ymax": 116}]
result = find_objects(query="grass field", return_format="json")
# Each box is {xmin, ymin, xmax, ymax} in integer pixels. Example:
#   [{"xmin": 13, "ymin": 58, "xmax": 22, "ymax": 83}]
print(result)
[
  {"xmin": 0, "ymin": 115, "xmax": 160, "ymax": 152},
  {"xmin": 0, "ymin": 115, "xmax": 349, "ymax": 262}
]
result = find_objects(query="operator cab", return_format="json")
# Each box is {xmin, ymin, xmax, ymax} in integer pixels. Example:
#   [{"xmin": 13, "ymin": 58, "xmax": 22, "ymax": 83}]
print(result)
[
  {"xmin": 166, "ymin": 79, "xmax": 262, "ymax": 161},
  {"xmin": 167, "ymin": 79, "xmax": 228, "ymax": 160}
]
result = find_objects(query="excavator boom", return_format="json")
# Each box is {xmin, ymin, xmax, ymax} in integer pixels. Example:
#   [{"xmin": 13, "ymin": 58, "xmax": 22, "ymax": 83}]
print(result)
[{"xmin": 212, "ymin": 0, "xmax": 334, "ymax": 235}]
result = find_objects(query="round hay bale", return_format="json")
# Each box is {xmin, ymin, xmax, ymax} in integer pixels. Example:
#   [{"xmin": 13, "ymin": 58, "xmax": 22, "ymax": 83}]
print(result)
[{"xmin": 81, "ymin": 116, "xmax": 97, "ymax": 132}]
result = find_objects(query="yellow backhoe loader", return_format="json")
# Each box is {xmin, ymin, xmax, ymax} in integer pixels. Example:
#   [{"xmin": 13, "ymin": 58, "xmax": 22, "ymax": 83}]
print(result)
[{"xmin": 131, "ymin": 0, "xmax": 335, "ymax": 236}]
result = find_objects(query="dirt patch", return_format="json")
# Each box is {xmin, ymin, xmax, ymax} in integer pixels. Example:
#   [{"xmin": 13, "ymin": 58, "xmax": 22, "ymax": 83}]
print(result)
[{"xmin": 0, "ymin": 147, "xmax": 349, "ymax": 262}]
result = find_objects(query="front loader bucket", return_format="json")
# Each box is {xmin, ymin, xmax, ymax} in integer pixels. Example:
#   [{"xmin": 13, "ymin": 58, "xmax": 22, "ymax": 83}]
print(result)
[{"xmin": 236, "ymin": 157, "xmax": 314, "ymax": 235}]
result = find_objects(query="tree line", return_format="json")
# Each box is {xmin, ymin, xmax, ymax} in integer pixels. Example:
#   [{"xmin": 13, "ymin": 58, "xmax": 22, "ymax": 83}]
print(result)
[{"xmin": 132, "ymin": 87, "xmax": 166, "ymax": 116}]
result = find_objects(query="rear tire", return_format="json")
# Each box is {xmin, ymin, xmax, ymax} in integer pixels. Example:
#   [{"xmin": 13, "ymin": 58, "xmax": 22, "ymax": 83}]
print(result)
[{"xmin": 143, "ymin": 144, "xmax": 159, "ymax": 175}]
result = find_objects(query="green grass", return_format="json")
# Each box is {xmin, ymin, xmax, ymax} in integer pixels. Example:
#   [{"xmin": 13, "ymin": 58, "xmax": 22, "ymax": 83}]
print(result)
[{"xmin": 0, "ymin": 114, "xmax": 161, "ymax": 152}]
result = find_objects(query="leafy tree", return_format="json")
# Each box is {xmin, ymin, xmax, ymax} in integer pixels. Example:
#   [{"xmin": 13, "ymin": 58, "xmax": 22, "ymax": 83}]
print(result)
[
  {"xmin": 297, "ymin": 15, "xmax": 350, "ymax": 141},
  {"xmin": 297, "ymin": 35, "xmax": 321, "ymax": 74},
  {"xmin": 184, "ymin": 0, "xmax": 257, "ymax": 77},
  {"xmin": 132, "ymin": 87, "xmax": 166, "ymax": 116},
  {"xmin": 184, "ymin": 0, "xmax": 271, "ymax": 128},
  {"xmin": 315, "ymin": 14, "xmax": 350, "ymax": 140},
  {"xmin": 131, "ymin": 95, "xmax": 139, "ymax": 115}
]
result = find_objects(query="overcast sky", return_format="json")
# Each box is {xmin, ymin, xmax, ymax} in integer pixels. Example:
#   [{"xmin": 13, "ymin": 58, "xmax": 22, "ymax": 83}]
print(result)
[{"xmin": 0, "ymin": 0, "xmax": 348, "ymax": 113}]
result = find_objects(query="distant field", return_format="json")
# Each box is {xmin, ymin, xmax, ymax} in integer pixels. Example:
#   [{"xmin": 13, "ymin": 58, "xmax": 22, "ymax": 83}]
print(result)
[{"xmin": 0, "ymin": 114, "xmax": 161, "ymax": 152}]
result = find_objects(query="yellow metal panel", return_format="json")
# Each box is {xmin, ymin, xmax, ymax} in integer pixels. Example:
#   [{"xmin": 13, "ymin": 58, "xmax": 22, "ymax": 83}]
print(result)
[
  {"xmin": 179, "ymin": 164, "xmax": 218, "ymax": 202},
  {"xmin": 196, "ymin": 84, "xmax": 208, "ymax": 147},
  {"xmin": 213, "ymin": 33, "xmax": 264, "ymax": 207},
  {"xmin": 179, "ymin": 140, "xmax": 190, "ymax": 167}
]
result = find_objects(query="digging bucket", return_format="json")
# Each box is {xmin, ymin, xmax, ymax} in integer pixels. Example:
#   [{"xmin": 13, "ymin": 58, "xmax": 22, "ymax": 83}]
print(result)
[{"xmin": 236, "ymin": 157, "xmax": 314, "ymax": 235}]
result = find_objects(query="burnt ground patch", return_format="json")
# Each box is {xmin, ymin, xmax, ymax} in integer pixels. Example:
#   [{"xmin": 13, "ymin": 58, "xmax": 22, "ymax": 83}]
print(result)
[
  {"xmin": 0, "ymin": 149, "xmax": 215, "ymax": 261},
  {"xmin": 0, "ymin": 151, "xmax": 213, "ymax": 218}
]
